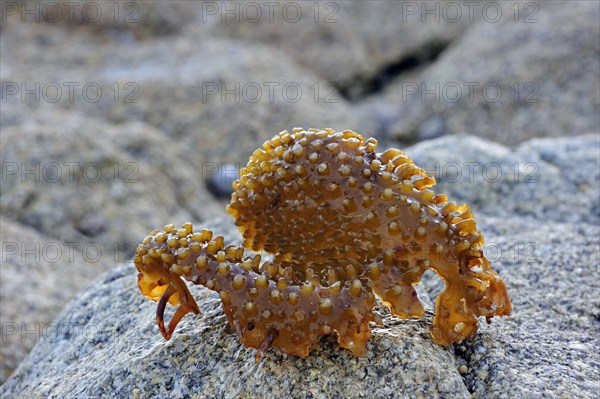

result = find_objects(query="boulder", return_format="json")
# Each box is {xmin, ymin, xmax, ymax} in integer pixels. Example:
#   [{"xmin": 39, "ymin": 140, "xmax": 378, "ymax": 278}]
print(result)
[
  {"xmin": 0, "ymin": 113, "xmax": 224, "ymax": 261},
  {"xmin": 6, "ymin": 0, "xmax": 202, "ymax": 37},
  {"xmin": 210, "ymin": 1, "xmax": 470, "ymax": 97},
  {"xmin": 3, "ymin": 134, "xmax": 598, "ymax": 398},
  {"xmin": 455, "ymin": 216, "xmax": 600, "ymax": 399},
  {"xmin": 0, "ymin": 217, "xmax": 112, "ymax": 383},
  {"xmin": 406, "ymin": 133, "xmax": 600, "ymax": 225},
  {"xmin": 375, "ymin": 2, "xmax": 600, "ymax": 144},
  {"xmin": 0, "ymin": 21, "xmax": 378, "ymax": 164},
  {"xmin": 0, "ymin": 216, "xmax": 469, "ymax": 398}
]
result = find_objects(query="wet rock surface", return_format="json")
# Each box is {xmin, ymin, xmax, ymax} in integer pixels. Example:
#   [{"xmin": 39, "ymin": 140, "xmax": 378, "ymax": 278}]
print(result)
[
  {"xmin": 373, "ymin": 2, "xmax": 600, "ymax": 144},
  {"xmin": 2, "ymin": 134, "xmax": 599, "ymax": 398},
  {"xmin": 0, "ymin": 217, "xmax": 113, "ymax": 383},
  {"xmin": 0, "ymin": 113, "xmax": 225, "ymax": 260},
  {"xmin": 1, "ymin": 1, "xmax": 598, "ymax": 396}
]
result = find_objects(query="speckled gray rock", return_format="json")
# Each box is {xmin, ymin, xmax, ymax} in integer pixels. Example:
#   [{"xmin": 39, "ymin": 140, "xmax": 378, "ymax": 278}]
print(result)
[
  {"xmin": 12, "ymin": 0, "xmax": 201, "ymax": 37},
  {"xmin": 210, "ymin": 1, "xmax": 470, "ymax": 96},
  {"xmin": 0, "ymin": 217, "xmax": 469, "ymax": 399},
  {"xmin": 409, "ymin": 134, "xmax": 600, "ymax": 398},
  {"xmin": 404, "ymin": 133, "xmax": 597, "ymax": 312},
  {"xmin": 454, "ymin": 217, "xmax": 600, "ymax": 399},
  {"xmin": 2, "ymin": 135, "xmax": 600, "ymax": 397},
  {"xmin": 0, "ymin": 114, "xmax": 224, "ymax": 260},
  {"xmin": 96, "ymin": 38, "xmax": 377, "ymax": 164},
  {"xmin": 0, "ymin": 217, "xmax": 112, "ymax": 384},
  {"xmin": 378, "ymin": 2, "xmax": 600, "ymax": 144},
  {"xmin": 3, "ymin": 2, "xmax": 598, "ymax": 150},
  {"xmin": 0, "ymin": 20, "xmax": 377, "ymax": 164},
  {"xmin": 406, "ymin": 133, "xmax": 600, "ymax": 225}
]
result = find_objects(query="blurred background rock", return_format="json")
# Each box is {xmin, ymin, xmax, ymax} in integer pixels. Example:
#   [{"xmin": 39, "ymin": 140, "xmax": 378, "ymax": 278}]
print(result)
[{"xmin": 1, "ymin": 0, "xmax": 599, "ymax": 394}]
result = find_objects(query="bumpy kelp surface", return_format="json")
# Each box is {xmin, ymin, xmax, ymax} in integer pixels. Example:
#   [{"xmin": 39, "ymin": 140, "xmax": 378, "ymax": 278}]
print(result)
[{"xmin": 135, "ymin": 128, "xmax": 512, "ymax": 358}]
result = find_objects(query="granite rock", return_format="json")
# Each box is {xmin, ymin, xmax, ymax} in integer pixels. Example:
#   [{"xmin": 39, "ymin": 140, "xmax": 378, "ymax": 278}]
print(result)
[
  {"xmin": 1, "ymin": 2, "xmax": 599, "ymax": 395},
  {"xmin": 0, "ymin": 113, "xmax": 224, "ymax": 260},
  {"xmin": 453, "ymin": 217, "xmax": 600, "ymax": 399},
  {"xmin": 0, "ymin": 21, "xmax": 377, "ymax": 164},
  {"xmin": 8, "ymin": 0, "xmax": 201, "ymax": 37},
  {"xmin": 3, "ymin": 2, "xmax": 598, "ymax": 149},
  {"xmin": 3, "ymin": 134, "xmax": 599, "ymax": 398},
  {"xmin": 0, "ymin": 218, "xmax": 469, "ymax": 399},
  {"xmin": 377, "ymin": 1, "xmax": 600, "ymax": 145},
  {"xmin": 410, "ymin": 134, "xmax": 600, "ymax": 398},
  {"xmin": 406, "ymin": 133, "xmax": 600, "ymax": 225},
  {"xmin": 0, "ymin": 217, "xmax": 113, "ymax": 384},
  {"xmin": 210, "ymin": 1, "xmax": 470, "ymax": 97}
]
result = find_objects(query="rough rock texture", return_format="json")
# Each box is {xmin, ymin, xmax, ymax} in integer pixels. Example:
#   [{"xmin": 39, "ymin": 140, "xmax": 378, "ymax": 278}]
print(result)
[
  {"xmin": 0, "ymin": 217, "xmax": 113, "ymax": 384},
  {"xmin": 210, "ymin": 1, "xmax": 470, "ymax": 97},
  {"xmin": 455, "ymin": 217, "xmax": 600, "ymax": 399},
  {"xmin": 377, "ymin": 2, "xmax": 600, "ymax": 144},
  {"xmin": 2, "ymin": 134, "xmax": 599, "ymax": 398},
  {"xmin": 10, "ymin": 0, "xmax": 201, "ymax": 37},
  {"xmin": 407, "ymin": 133, "xmax": 600, "ymax": 225},
  {"xmin": 1, "ymin": 1, "xmax": 599, "ymax": 395},
  {"xmin": 413, "ymin": 134, "xmax": 600, "ymax": 398},
  {"xmin": 91, "ymin": 38, "xmax": 378, "ymax": 163},
  {"xmin": 4, "ymin": 2, "xmax": 596, "ymax": 152},
  {"xmin": 0, "ymin": 22, "xmax": 377, "ymax": 163},
  {"xmin": 0, "ymin": 114, "xmax": 224, "ymax": 260},
  {"xmin": 0, "ymin": 212, "xmax": 468, "ymax": 399}
]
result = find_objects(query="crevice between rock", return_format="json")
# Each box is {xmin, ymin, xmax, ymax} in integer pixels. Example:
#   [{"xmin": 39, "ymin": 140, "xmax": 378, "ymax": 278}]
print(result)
[{"xmin": 336, "ymin": 40, "xmax": 452, "ymax": 102}]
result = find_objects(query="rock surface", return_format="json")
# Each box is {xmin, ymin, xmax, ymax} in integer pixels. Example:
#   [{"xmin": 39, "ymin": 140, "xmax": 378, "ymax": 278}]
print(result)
[
  {"xmin": 0, "ymin": 262, "xmax": 470, "ymax": 399},
  {"xmin": 0, "ymin": 217, "xmax": 113, "ymax": 384},
  {"xmin": 15, "ymin": 0, "xmax": 202, "ymax": 37},
  {"xmin": 0, "ymin": 113, "xmax": 225, "ymax": 260},
  {"xmin": 455, "ymin": 216, "xmax": 599, "ymax": 399},
  {"xmin": 3, "ymin": 1, "xmax": 597, "ymax": 149},
  {"xmin": 210, "ymin": 1, "xmax": 470, "ymax": 98},
  {"xmin": 1, "ymin": 1, "xmax": 599, "ymax": 395},
  {"xmin": 0, "ymin": 21, "xmax": 377, "ymax": 163},
  {"xmin": 407, "ymin": 133, "xmax": 600, "ymax": 225},
  {"xmin": 2, "ymin": 134, "xmax": 598, "ymax": 398},
  {"xmin": 377, "ymin": 2, "xmax": 600, "ymax": 144}
]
